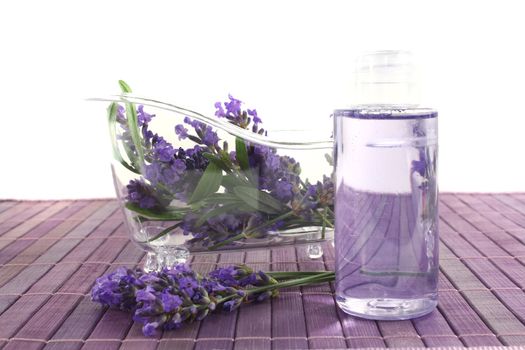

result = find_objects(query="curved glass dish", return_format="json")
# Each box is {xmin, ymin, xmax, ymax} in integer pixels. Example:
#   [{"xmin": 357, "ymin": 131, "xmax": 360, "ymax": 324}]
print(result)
[{"xmin": 91, "ymin": 94, "xmax": 334, "ymax": 263}]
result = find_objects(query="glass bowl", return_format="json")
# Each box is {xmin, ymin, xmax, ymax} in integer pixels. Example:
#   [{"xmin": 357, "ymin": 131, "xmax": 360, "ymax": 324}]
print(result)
[{"xmin": 91, "ymin": 94, "xmax": 334, "ymax": 266}]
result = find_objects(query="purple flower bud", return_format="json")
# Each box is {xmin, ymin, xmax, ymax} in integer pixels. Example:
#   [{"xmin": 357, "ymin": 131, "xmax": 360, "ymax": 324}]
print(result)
[
  {"xmin": 238, "ymin": 273, "xmax": 257, "ymax": 286},
  {"xmin": 116, "ymin": 105, "xmax": 126, "ymax": 123},
  {"xmin": 126, "ymin": 179, "xmax": 160, "ymax": 210},
  {"xmin": 196, "ymin": 308, "xmax": 209, "ymax": 320},
  {"xmin": 160, "ymin": 293, "xmax": 182, "ymax": 313},
  {"xmin": 247, "ymin": 109, "xmax": 261, "ymax": 124},
  {"xmin": 202, "ymin": 127, "xmax": 219, "ymax": 147},
  {"xmin": 412, "ymin": 157, "xmax": 427, "ymax": 176},
  {"xmin": 214, "ymin": 102, "xmax": 226, "ymax": 118},
  {"xmin": 173, "ymin": 159, "xmax": 187, "ymax": 173},
  {"xmin": 258, "ymin": 271, "xmax": 270, "ymax": 283},
  {"xmin": 225, "ymin": 94, "xmax": 242, "ymax": 116},
  {"xmin": 164, "ymin": 313, "xmax": 183, "ymax": 330},
  {"xmin": 272, "ymin": 180, "xmax": 293, "ymax": 202},
  {"xmin": 137, "ymin": 105, "xmax": 155, "ymax": 126},
  {"xmin": 223, "ymin": 298, "xmax": 241, "ymax": 312},
  {"xmin": 256, "ymin": 291, "xmax": 272, "ymax": 302},
  {"xmin": 229, "ymin": 151, "xmax": 237, "ymax": 162},
  {"xmin": 136, "ymin": 287, "xmax": 156, "ymax": 302},
  {"xmin": 142, "ymin": 322, "xmax": 159, "ymax": 337},
  {"xmin": 306, "ymin": 185, "xmax": 317, "ymax": 197},
  {"xmin": 175, "ymin": 124, "xmax": 188, "ymax": 140}
]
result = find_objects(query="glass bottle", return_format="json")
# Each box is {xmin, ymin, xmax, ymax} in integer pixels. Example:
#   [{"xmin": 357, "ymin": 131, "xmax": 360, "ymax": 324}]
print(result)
[{"xmin": 334, "ymin": 51, "xmax": 438, "ymax": 320}]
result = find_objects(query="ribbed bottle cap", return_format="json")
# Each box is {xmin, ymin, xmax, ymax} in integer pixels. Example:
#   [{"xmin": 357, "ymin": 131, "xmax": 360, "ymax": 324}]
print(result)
[{"xmin": 353, "ymin": 50, "xmax": 421, "ymax": 106}]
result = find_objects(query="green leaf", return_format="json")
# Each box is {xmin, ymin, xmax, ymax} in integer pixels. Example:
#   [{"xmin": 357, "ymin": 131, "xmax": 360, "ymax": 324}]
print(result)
[
  {"xmin": 118, "ymin": 81, "xmax": 144, "ymax": 170},
  {"xmin": 202, "ymin": 153, "xmax": 231, "ymax": 173},
  {"xmin": 196, "ymin": 202, "xmax": 250, "ymax": 226},
  {"xmin": 107, "ymin": 102, "xmax": 139, "ymax": 174},
  {"xmin": 119, "ymin": 80, "xmax": 133, "ymax": 93},
  {"xmin": 188, "ymin": 135, "xmax": 202, "ymax": 144},
  {"xmin": 235, "ymin": 137, "xmax": 250, "ymax": 170},
  {"xmin": 233, "ymin": 186, "xmax": 283, "ymax": 214},
  {"xmin": 202, "ymin": 192, "xmax": 243, "ymax": 204},
  {"xmin": 188, "ymin": 162, "xmax": 223, "ymax": 204},
  {"xmin": 221, "ymin": 174, "xmax": 251, "ymax": 189},
  {"xmin": 235, "ymin": 137, "xmax": 258, "ymax": 185},
  {"xmin": 324, "ymin": 153, "xmax": 334, "ymax": 166},
  {"xmin": 125, "ymin": 202, "xmax": 187, "ymax": 220}
]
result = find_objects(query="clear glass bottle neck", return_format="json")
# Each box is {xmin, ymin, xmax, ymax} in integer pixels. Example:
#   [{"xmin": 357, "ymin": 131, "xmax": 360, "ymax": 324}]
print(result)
[{"xmin": 352, "ymin": 82, "xmax": 420, "ymax": 107}]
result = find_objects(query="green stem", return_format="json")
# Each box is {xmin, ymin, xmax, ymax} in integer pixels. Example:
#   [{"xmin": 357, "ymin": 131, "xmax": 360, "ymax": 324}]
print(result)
[
  {"xmin": 215, "ymin": 271, "xmax": 335, "ymax": 305},
  {"xmin": 208, "ymin": 211, "xmax": 296, "ymax": 250},
  {"xmin": 125, "ymin": 202, "xmax": 189, "ymax": 221},
  {"xmin": 135, "ymin": 216, "xmax": 178, "ymax": 222},
  {"xmin": 247, "ymin": 272, "xmax": 335, "ymax": 295},
  {"xmin": 319, "ymin": 208, "xmax": 334, "ymax": 228},
  {"xmin": 207, "ymin": 232, "xmax": 247, "ymax": 250},
  {"xmin": 137, "ymin": 222, "xmax": 182, "ymax": 243},
  {"xmin": 320, "ymin": 208, "xmax": 327, "ymax": 240},
  {"xmin": 267, "ymin": 271, "xmax": 332, "ymax": 280},
  {"xmin": 249, "ymin": 211, "xmax": 295, "ymax": 233}
]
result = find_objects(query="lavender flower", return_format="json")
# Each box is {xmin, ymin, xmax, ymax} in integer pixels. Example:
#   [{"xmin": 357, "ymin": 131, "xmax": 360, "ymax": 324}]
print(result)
[
  {"xmin": 126, "ymin": 179, "xmax": 162, "ymax": 209},
  {"xmin": 213, "ymin": 95, "xmax": 262, "ymax": 130},
  {"xmin": 272, "ymin": 180, "xmax": 294, "ymax": 202},
  {"xmin": 92, "ymin": 263, "xmax": 296, "ymax": 337},
  {"xmin": 209, "ymin": 265, "xmax": 260, "ymax": 288},
  {"xmin": 175, "ymin": 146, "xmax": 209, "ymax": 171},
  {"xmin": 175, "ymin": 124, "xmax": 188, "ymax": 140},
  {"xmin": 412, "ymin": 157, "xmax": 426, "ymax": 177},
  {"xmin": 214, "ymin": 102, "xmax": 225, "ymax": 117},
  {"xmin": 412, "ymin": 149, "xmax": 428, "ymax": 177},
  {"xmin": 247, "ymin": 145, "xmax": 302, "ymax": 205},
  {"xmin": 115, "ymin": 104, "xmax": 157, "ymax": 162},
  {"xmin": 247, "ymin": 109, "xmax": 261, "ymax": 124},
  {"xmin": 137, "ymin": 105, "xmax": 154, "ymax": 126},
  {"xmin": 201, "ymin": 125, "xmax": 219, "ymax": 147},
  {"xmin": 314, "ymin": 175, "xmax": 335, "ymax": 207},
  {"xmin": 225, "ymin": 94, "xmax": 242, "ymax": 115},
  {"xmin": 116, "ymin": 105, "xmax": 126, "ymax": 123},
  {"xmin": 91, "ymin": 267, "xmax": 144, "ymax": 311}
]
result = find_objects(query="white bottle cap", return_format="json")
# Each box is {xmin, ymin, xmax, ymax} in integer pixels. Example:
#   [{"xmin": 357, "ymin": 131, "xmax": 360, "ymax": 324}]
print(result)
[{"xmin": 352, "ymin": 50, "xmax": 421, "ymax": 107}]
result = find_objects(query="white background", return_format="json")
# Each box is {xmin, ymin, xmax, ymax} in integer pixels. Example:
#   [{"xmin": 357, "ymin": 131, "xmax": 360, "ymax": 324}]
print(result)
[{"xmin": 1, "ymin": 0, "xmax": 524, "ymax": 199}]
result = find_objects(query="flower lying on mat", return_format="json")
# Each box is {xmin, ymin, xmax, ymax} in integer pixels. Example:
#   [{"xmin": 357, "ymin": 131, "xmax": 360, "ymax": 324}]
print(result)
[{"xmin": 91, "ymin": 264, "xmax": 334, "ymax": 337}]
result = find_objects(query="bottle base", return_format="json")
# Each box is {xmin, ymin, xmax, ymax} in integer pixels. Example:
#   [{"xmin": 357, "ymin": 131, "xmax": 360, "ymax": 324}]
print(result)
[{"xmin": 336, "ymin": 295, "xmax": 437, "ymax": 320}]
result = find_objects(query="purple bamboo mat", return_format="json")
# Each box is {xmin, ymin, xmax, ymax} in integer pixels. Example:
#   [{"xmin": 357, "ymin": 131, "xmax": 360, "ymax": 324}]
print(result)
[{"xmin": 0, "ymin": 194, "xmax": 525, "ymax": 350}]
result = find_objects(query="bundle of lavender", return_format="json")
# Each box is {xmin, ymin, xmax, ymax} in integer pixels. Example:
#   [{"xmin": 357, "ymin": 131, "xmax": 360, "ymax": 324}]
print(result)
[
  {"xmin": 91, "ymin": 264, "xmax": 334, "ymax": 336},
  {"xmin": 111, "ymin": 80, "xmax": 334, "ymax": 251}
]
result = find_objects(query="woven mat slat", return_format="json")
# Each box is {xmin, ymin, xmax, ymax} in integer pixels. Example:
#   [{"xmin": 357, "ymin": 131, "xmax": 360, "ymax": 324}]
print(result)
[
  {"xmin": 194, "ymin": 252, "xmax": 243, "ymax": 350},
  {"xmin": 0, "ymin": 196, "xmax": 525, "ymax": 349},
  {"xmin": 235, "ymin": 249, "xmax": 272, "ymax": 347},
  {"xmin": 0, "ymin": 201, "xmax": 18, "ymax": 215},
  {"xmin": 0, "ymin": 201, "xmax": 55, "ymax": 239}
]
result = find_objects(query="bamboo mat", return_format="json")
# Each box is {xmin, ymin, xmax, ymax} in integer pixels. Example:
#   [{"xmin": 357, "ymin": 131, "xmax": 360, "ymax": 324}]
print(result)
[{"xmin": 0, "ymin": 194, "xmax": 524, "ymax": 349}]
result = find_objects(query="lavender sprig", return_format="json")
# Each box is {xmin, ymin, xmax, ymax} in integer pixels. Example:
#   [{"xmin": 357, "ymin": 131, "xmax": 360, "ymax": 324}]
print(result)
[{"xmin": 91, "ymin": 264, "xmax": 334, "ymax": 337}]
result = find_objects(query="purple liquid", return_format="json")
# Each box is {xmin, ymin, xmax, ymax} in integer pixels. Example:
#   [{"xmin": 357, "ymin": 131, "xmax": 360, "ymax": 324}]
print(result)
[{"xmin": 334, "ymin": 108, "xmax": 438, "ymax": 320}]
